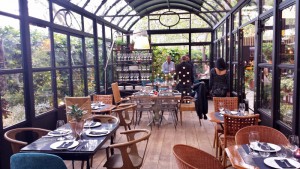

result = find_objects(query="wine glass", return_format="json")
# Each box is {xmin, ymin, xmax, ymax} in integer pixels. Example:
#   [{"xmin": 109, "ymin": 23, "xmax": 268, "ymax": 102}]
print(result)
[
  {"xmin": 56, "ymin": 120, "xmax": 65, "ymax": 141},
  {"xmin": 259, "ymin": 143, "xmax": 271, "ymax": 157},
  {"xmin": 276, "ymin": 145, "xmax": 287, "ymax": 158},
  {"xmin": 85, "ymin": 118, "xmax": 93, "ymax": 133},
  {"xmin": 249, "ymin": 131, "xmax": 260, "ymax": 155},
  {"xmin": 239, "ymin": 103, "xmax": 245, "ymax": 115},
  {"xmin": 288, "ymin": 135, "xmax": 299, "ymax": 153},
  {"xmin": 219, "ymin": 102, "xmax": 225, "ymax": 115}
]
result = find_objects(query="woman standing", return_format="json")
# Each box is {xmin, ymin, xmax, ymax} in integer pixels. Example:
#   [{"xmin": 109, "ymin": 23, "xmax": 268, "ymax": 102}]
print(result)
[{"xmin": 209, "ymin": 58, "xmax": 229, "ymax": 97}]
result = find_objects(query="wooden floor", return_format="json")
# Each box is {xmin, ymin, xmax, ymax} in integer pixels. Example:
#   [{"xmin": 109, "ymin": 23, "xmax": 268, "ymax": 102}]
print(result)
[{"xmin": 66, "ymin": 100, "xmax": 225, "ymax": 169}]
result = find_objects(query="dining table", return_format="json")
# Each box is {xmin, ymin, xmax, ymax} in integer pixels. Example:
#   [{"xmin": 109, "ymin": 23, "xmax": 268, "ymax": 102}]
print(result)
[
  {"xmin": 21, "ymin": 121, "xmax": 119, "ymax": 169},
  {"xmin": 91, "ymin": 102, "xmax": 116, "ymax": 114},
  {"xmin": 225, "ymin": 144, "xmax": 300, "ymax": 169}
]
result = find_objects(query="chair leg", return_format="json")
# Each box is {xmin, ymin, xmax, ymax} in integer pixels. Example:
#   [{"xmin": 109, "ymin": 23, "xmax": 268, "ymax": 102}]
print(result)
[
  {"xmin": 222, "ymin": 149, "xmax": 227, "ymax": 168},
  {"xmin": 180, "ymin": 110, "xmax": 183, "ymax": 126}
]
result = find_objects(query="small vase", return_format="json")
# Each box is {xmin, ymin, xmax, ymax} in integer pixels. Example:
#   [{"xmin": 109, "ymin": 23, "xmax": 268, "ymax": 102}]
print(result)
[{"xmin": 69, "ymin": 120, "xmax": 84, "ymax": 140}]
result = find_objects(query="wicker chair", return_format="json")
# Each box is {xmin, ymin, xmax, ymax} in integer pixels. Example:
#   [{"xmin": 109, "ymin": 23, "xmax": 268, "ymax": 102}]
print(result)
[
  {"xmin": 104, "ymin": 129, "xmax": 151, "ymax": 169},
  {"xmin": 212, "ymin": 97, "xmax": 238, "ymax": 157},
  {"xmin": 235, "ymin": 125, "xmax": 289, "ymax": 145},
  {"xmin": 219, "ymin": 114, "xmax": 259, "ymax": 167},
  {"xmin": 112, "ymin": 103, "xmax": 137, "ymax": 130},
  {"xmin": 173, "ymin": 144, "xmax": 223, "ymax": 169},
  {"xmin": 65, "ymin": 97, "xmax": 91, "ymax": 121},
  {"xmin": 4, "ymin": 128, "xmax": 50, "ymax": 154},
  {"xmin": 92, "ymin": 94, "xmax": 113, "ymax": 104}
]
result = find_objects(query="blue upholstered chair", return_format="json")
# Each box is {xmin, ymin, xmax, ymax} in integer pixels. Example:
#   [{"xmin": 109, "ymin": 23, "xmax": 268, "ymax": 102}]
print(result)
[{"xmin": 10, "ymin": 153, "xmax": 67, "ymax": 169}]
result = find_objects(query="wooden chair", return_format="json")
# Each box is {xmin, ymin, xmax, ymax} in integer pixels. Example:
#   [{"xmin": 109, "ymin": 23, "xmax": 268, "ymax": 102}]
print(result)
[
  {"xmin": 65, "ymin": 97, "xmax": 91, "ymax": 121},
  {"xmin": 11, "ymin": 152, "xmax": 67, "ymax": 169},
  {"xmin": 173, "ymin": 144, "xmax": 223, "ymax": 169},
  {"xmin": 212, "ymin": 97, "xmax": 238, "ymax": 157},
  {"xmin": 111, "ymin": 82, "xmax": 130, "ymax": 105},
  {"xmin": 112, "ymin": 103, "xmax": 137, "ymax": 131},
  {"xmin": 179, "ymin": 96, "xmax": 200, "ymax": 126},
  {"xmin": 104, "ymin": 129, "xmax": 151, "ymax": 169},
  {"xmin": 4, "ymin": 128, "xmax": 50, "ymax": 154},
  {"xmin": 92, "ymin": 94, "xmax": 113, "ymax": 104},
  {"xmin": 235, "ymin": 125, "xmax": 289, "ymax": 145},
  {"xmin": 219, "ymin": 114, "xmax": 259, "ymax": 167}
]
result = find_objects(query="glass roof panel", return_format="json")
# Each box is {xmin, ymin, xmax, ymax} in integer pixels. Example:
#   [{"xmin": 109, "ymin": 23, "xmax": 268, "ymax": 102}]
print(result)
[
  {"xmin": 84, "ymin": 0, "xmax": 102, "ymax": 14},
  {"xmin": 70, "ymin": 0, "xmax": 86, "ymax": 8},
  {"xmin": 131, "ymin": 16, "xmax": 148, "ymax": 31},
  {"xmin": 96, "ymin": 0, "xmax": 117, "ymax": 16},
  {"xmin": 124, "ymin": 16, "xmax": 140, "ymax": 30},
  {"xmin": 106, "ymin": 0, "xmax": 127, "ymax": 16},
  {"xmin": 191, "ymin": 14, "xmax": 210, "ymax": 28},
  {"xmin": 118, "ymin": 16, "xmax": 132, "ymax": 28},
  {"xmin": 118, "ymin": 5, "xmax": 133, "ymax": 16}
]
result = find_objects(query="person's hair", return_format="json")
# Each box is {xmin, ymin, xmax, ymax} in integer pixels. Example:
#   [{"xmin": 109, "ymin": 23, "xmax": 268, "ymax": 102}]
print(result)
[
  {"xmin": 216, "ymin": 58, "xmax": 226, "ymax": 71},
  {"xmin": 181, "ymin": 56, "xmax": 187, "ymax": 61}
]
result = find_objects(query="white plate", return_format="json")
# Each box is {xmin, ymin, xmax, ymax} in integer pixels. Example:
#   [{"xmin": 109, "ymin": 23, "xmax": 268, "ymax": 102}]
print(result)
[
  {"xmin": 91, "ymin": 106, "xmax": 101, "ymax": 110},
  {"xmin": 50, "ymin": 140, "xmax": 79, "ymax": 150},
  {"xmin": 84, "ymin": 122, "xmax": 101, "ymax": 128},
  {"xmin": 250, "ymin": 142, "xmax": 281, "ymax": 152},
  {"xmin": 86, "ymin": 129, "xmax": 109, "ymax": 137},
  {"xmin": 48, "ymin": 130, "xmax": 71, "ymax": 136},
  {"xmin": 264, "ymin": 157, "xmax": 300, "ymax": 169},
  {"xmin": 231, "ymin": 111, "xmax": 238, "ymax": 115}
]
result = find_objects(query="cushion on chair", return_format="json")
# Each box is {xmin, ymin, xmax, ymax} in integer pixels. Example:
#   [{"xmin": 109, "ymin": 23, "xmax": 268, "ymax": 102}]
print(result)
[{"xmin": 10, "ymin": 153, "xmax": 67, "ymax": 169}]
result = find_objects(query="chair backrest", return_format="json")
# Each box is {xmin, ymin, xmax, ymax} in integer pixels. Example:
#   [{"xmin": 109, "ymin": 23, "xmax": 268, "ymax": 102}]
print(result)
[
  {"xmin": 173, "ymin": 144, "xmax": 223, "ymax": 169},
  {"xmin": 91, "ymin": 114, "xmax": 119, "ymax": 124},
  {"xmin": 224, "ymin": 114, "xmax": 259, "ymax": 147},
  {"xmin": 131, "ymin": 95, "xmax": 154, "ymax": 112},
  {"xmin": 106, "ymin": 129, "xmax": 151, "ymax": 169},
  {"xmin": 92, "ymin": 94, "xmax": 113, "ymax": 104},
  {"xmin": 10, "ymin": 152, "xmax": 67, "ymax": 169},
  {"xmin": 111, "ymin": 103, "xmax": 137, "ymax": 130},
  {"xmin": 65, "ymin": 97, "xmax": 91, "ymax": 121},
  {"xmin": 235, "ymin": 125, "xmax": 289, "ymax": 145},
  {"xmin": 111, "ymin": 82, "xmax": 122, "ymax": 104},
  {"xmin": 4, "ymin": 128, "xmax": 50, "ymax": 154},
  {"xmin": 156, "ymin": 96, "xmax": 179, "ymax": 111},
  {"xmin": 213, "ymin": 97, "xmax": 238, "ymax": 112}
]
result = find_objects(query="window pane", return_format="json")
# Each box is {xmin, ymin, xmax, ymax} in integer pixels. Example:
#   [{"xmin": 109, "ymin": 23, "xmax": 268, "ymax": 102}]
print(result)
[
  {"xmin": 54, "ymin": 33, "xmax": 68, "ymax": 67},
  {"xmin": 241, "ymin": 0, "xmax": 258, "ymax": 24},
  {"xmin": 232, "ymin": 64, "xmax": 238, "ymax": 92},
  {"xmin": 105, "ymin": 26, "xmax": 111, "ymax": 39},
  {"xmin": 280, "ymin": 5, "xmax": 295, "ymax": 64},
  {"xmin": 262, "ymin": 0, "xmax": 274, "ymax": 12},
  {"xmin": 84, "ymin": 17, "xmax": 93, "ymax": 34},
  {"xmin": 261, "ymin": 16, "xmax": 274, "ymax": 63},
  {"xmin": 33, "ymin": 71, "xmax": 53, "ymax": 115},
  {"xmin": 233, "ymin": 33, "xmax": 238, "ymax": 62},
  {"xmin": 0, "ymin": 0, "xmax": 19, "ymax": 15},
  {"xmin": 56, "ymin": 69, "xmax": 70, "ymax": 104},
  {"xmin": 233, "ymin": 11, "xmax": 239, "ymax": 30},
  {"xmin": 28, "ymin": 0, "xmax": 49, "ymax": 21},
  {"xmin": 87, "ymin": 67, "xmax": 95, "ymax": 95},
  {"xmin": 30, "ymin": 25, "xmax": 51, "ymax": 68},
  {"xmin": 0, "ymin": 16, "xmax": 22, "ymax": 69},
  {"xmin": 151, "ymin": 34, "xmax": 189, "ymax": 43},
  {"xmin": 98, "ymin": 39, "xmax": 103, "ymax": 65},
  {"xmin": 191, "ymin": 33, "xmax": 211, "ymax": 42},
  {"xmin": 259, "ymin": 67, "xmax": 272, "ymax": 114},
  {"xmin": 70, "ymin": 36, "xmax": 83, "ymax": 66},
  {"xmin": 279, "ymin": 68, "xmax": 294, "ymax": 127},
  {"xmin": 52, "ymin": 4, "xmax": 82, "ymax": 31},
  {"xmin": 86, "ymin": 37, "xmax": 94, "ymax": 65},
  {"xmin": 73, "ymin": 68, "xmax": 85, "ymax": 96},
  {"xmin": 191, "ymin": 46, "xmax": 210, "ymax": 79},
  {"xmin": 1, "ymin": 73, "xmax": 25, "ymax": 128},
  {"xmin": 191, "ymin": 14, "xmax": 210, "ymax": 28},
  {"xmin": 97, "ymin": 23, "xmax": 103, "ymax": 38}
]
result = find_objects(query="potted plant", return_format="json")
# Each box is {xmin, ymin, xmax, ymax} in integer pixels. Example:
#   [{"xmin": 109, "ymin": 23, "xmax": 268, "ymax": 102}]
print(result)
[
  {"xmin": 129, "ymin": 40, "xmax": 134, "ymax": 51},
  {"xmin": 245, "ymin": 67, "xmax": 254, "ymax": 90},
  {"xmin": 115, "ymin": 38, "xmax": 125, "ymax": 50},
  {"xmin": 67, "ymin": 105, "xmax": 86, "ymax": 139}
]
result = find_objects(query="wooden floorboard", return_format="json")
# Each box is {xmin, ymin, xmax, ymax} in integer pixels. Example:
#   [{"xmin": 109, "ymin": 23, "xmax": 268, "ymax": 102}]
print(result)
[{"xmin": 65, "ymin": 100, "xmax": 234, "ymax": 169}]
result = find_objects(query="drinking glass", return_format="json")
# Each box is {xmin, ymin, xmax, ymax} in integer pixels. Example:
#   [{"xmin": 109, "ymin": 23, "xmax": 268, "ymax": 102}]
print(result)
[
  {"xmin": 56, "ymin": 120, "xmax": 65, "ymax": 141},
  {"xmin": 85, "ymin": 118, "xmax": 93, "ymax": 133},
  {"xmin": 276, "ymin": 145, "xmax": 287, "ymax": 158},
  {"xmin": 249, "ymin": 131, "xmax": 260, "ymax": 155},
  {"xmin": 239, "ymin": 103, "xmax": 245, "ymax": 115},
  {"xmin": 288, "ymin": 135, "xmax": 299, "ymax": 152},
  {"xmin": 75, "ymin": 122, "xmax": 84, "ymax": 141},
  {"xmin": 259, "ymin": 143, "xmax": 271, "ymax": 157}
]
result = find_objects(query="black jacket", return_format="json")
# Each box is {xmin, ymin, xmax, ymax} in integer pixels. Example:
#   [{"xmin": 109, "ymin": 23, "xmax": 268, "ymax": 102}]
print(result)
[
  {"xmin": 174, "ymin": 61, "xmax": 194, "ymax": 96},
  {"xmin": 193, "ymin": 82, "xmax": 208, "ymax": 119}
]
